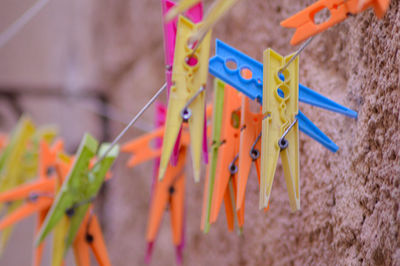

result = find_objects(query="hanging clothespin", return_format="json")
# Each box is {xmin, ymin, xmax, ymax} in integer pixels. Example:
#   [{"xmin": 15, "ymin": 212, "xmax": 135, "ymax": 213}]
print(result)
[
  {"xmin": 35, "ymin": 133, "xmax": 119, "ymax": 255},
  {"xmin": 208, "ymin": 83, "xmax": 244, "ymax": 231},
  {"xmin": 147, "ymin": 146, "xmax": 187, "ymax": 265},
  {"xmin": 281, "ymin": 0, "xmax": 390, "ymax": 45},
  {"xmin": 158, "ymin": 15, "xmax": 211, "ymax": 182},
  {"xmin": 201, "ymin": 79, "xmax": 225, "ymax": 233},
  {"xmin": 162, "ymin": 0, "xmax": 204, "ymax": 165},
  {"xmin": 260, "ymin": 49, "xmax": 300, "ymax": 211},
  {"xmin": 209, "ymin": 39, "xmax": 358, "ymax": 152},
  {"xmin": 236, "ymin": 88, "xmax": 263, "ymax": 212},
  {"xmin": 165, "ymin": 0, "xmax": 202, "ymax": 21}
]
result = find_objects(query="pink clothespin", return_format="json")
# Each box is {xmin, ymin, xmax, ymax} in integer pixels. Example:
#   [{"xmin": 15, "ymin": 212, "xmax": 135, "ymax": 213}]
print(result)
[{"xmin": 161, "ymin": 0, "xmax": 207, "ymax": 166}]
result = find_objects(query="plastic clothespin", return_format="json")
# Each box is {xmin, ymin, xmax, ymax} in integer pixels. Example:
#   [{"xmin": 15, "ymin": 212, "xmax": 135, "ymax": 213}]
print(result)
[
  {"xmin": 188, "ymin": 0, "xmax": 238, "ymax": 47},
  {"xmin": 35, "ymin": 133, "xmax": 119, "ymax": 255},
  {"xmin": 260, "ymin": 49, "xmax": 300, "ymax": 211},
  {"xmin": 146, "ymin": 147, "xmax": 187, "ymax": 264},
  {"xmin": 209, "ymin": 84, "xmax": 244, "ymax": 231},
  {"xmin": 201, "ymin": 79, "xmax": 225, "ymax": 233},
  {"xmin": 73, "ymin": 208, "xmax": 112, "ymax": 266},
  {"xmin": 236, "ymin": 92, "xmax": 263, "ymax": 212},
  {"xmin": 162, "ymin": 0, "xmax": 203, "ymax": 166},
  {"xmin": 209, "ymin": 39, "xmax": 358, "ymax": 152},
  {"xmin": 158, "ymin": 15, "xmax": 211, "ymax": 182},
  {"xmin": 281, "ymin": 0, "xmax": 390, "ymax": 45},
  {"xmin": 165, "ymin": 0, "xmax": 202, "ymax": 21}
]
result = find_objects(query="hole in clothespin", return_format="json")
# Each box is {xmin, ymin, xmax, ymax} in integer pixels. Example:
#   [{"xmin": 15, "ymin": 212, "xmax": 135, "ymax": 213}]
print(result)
[
  {"xmin": 169, "ymin": 186, "xmax": 175, "ymax": 195},
  {"xmin": 46, "ymin": 166, "xmax": 55, "ymax": 177},
  {"xmin": 85, "ymin": 233, "xmax": 94, "ymax": 243},
  {"xmin": 225, "ymin": 59, "xmax": 238, "ymax": 71},
  {"xmin": 313, "ymin": 7, "xmax": 331, "ymax": 25},
  {"xmin": 277, "ymin": 88, "xmax": 285, "ymax": 98},
  {"xmin": 240, "ymin": 67, "xmax": 253, "ymax": 80},
  {"xmin": 185, "ymin": 55, "xmax": 198, "ymax": 67},
  {"xmin": 231, "ymin": 110, "xmax": 241, "ymax": 129}
]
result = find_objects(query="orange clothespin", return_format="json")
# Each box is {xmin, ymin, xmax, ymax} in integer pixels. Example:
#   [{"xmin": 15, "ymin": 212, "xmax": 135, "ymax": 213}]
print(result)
[
  {"xmin": 146, "ymin": 146, "xmax": 187, "ymax": 263},
  {"xmin": 236, "ymin": 96, "xmax": 264, "ymax": 212},
  {"xmin": 209, "ymin": 84, "xmax": 244, "ymax": 231},
  {"xmin": 73, "ymin": 207, "xmax": 111, "ymax": 266},
  {"xmin": 281, "ymin": 0, "xmax": 390, "ymax": 45}
]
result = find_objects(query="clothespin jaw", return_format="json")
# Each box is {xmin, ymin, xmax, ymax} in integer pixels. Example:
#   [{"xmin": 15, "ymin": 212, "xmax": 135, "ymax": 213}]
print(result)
[
  {"xmin": 158, "ymin": 15, "xmax": 211, "ymax": 182},
  {"xmin": 73, "ymin": 209, "xmax": 111, "ymax": 266},
  {"xmin": 201, "ymin": 79, "xmax": 225, "ymax": 233},
  {"xmin": 210, "ymin": 84, "xmax": 242, "ymax": 224},
  {"xmin": 260, "ymin": 49, "xmax": 300, "ymax": 212},
  {"xmin": 35, "ymin": 133, "xmax": 119, "ymax": 255},
  {"xmin": 165, "ymin": 0, "xmax": 202, "ymax": 21},
  {"xmin": 280, "ymin": 0, "xmax": 390, "ymax": 45}
]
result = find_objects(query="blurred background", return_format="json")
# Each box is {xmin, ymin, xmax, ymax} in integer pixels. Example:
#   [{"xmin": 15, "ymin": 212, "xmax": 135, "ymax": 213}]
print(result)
[{"xmin": 0, "ymin": 0, "xmax": 399, "ymax": 265}]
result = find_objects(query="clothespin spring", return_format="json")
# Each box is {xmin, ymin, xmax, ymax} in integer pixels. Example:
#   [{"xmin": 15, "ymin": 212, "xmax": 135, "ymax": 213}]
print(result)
[
  {"xmin": 181, "ymin": 86, "xmax": 206, "ymax": 122},
  {"xmin": 278, "ymin": 118, "xmax": 298, "ymax": 150},
  {"xmin": 229, "ymin": 154, "xmax": 239, "ymax": 175},
  {"xmin": 27, "ymin": 192, "xmax": 54, "ymax": 202},
  {"xmin": 250, "ymin": 133, "xmax": 262, "ymax": 160}
]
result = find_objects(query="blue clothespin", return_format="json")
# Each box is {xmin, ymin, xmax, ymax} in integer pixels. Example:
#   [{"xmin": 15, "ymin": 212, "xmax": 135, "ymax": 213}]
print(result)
[{"xmin": 209, "ymin": 39, "xmax": 358, "ymax": 152}]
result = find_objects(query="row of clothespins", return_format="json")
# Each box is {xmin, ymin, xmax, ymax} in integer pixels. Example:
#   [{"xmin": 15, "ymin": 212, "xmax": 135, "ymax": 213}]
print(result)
[
  {"xmin": 0, "ymin": 117, "xmax": 119, "ymax": 265},
  {"xmin": 0, "ymin": 0, "xmax": 390, "ymax": 265},
  {"xmin": 122, "ymin": 0, "xmax": 389, "ymax": 264}
]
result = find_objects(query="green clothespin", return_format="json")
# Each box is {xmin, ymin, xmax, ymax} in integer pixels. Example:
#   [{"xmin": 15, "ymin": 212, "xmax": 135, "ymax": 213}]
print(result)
[
  {"xmin": 0, "ymin": 116, "xmax": 35, "ymax": 253},
  {"xmin": 201, "ymin": 79, "xmax": 225, "ymax": 233},
  {"xmin": 35, "ymin": 133, "xmax": 119, "ymax": 255}
]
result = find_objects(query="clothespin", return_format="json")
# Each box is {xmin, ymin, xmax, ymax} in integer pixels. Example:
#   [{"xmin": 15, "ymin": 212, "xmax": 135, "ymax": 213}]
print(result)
[
  {"xmin": 201, "ymin": 79, "xmax": 225, "ymax": 233},
  {"xmin": 165, "ymin": 0, "xmax": 202, "ymax": 21},
  {"xmin": 0, "ymin": 134, "xmax": 7, "ymax": 151},
  {"xmin": 147, "ymin": 146, "xmax": 187, "ymax": 265},
  {"xmin": 281, "ymin": 0, "xmax": 390, "ymax": 45},
  {"xmin": 35, "ymin": 133, "xmax": 119, "ymax": 255},
  {"xmin": 209, "ymin": 83, "xmax": 244, "ymax": 231},
  {"xmin": 236, "ymin": 86, "xmax": 263, "ymax": 212},
  {"xmin": 158, "ymin": 15, "xmax": 211, "ymax": 182},
  {"xmin": 260, "ymin": 49, "xmax": 300, "ymax": 211},
  {"xmin": 209, "ymin": 39, "xmax": 358, "ymax": 152}
]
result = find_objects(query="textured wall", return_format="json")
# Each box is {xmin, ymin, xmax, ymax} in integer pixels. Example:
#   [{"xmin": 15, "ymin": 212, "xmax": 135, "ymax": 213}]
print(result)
[
  {"xmin": 94, "ymin": 0, "xmax": 400, "ymax": 265},
  {"xmin": 0, "ymin": 0, "xmax": 399, "ymax": 265}
]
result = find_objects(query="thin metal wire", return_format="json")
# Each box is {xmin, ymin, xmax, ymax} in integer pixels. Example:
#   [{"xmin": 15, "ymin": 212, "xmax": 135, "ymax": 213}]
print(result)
[
  {"xmin": 91, "ymin": 83, "xmax": 167, "ymax": 169},
  {"xmin": 181, "ymin": 86, "xmax": 205, "ymax": 120},
  {"xmin": 278, "ymin": 37, "xmax": 314, "ymax": 75},
  {"xmin": 279, "ymin": 118, "xmax": 298, "ymax": 142},
  {"xmin": 0, "ymin": 0, "xmax": 51, "ymax": 49}
]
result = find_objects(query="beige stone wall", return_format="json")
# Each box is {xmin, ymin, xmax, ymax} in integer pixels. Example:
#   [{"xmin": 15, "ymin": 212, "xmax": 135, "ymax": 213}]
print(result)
[{"xmin": 0, "ymin": 0, "xmax": 399, "ymax": 265}]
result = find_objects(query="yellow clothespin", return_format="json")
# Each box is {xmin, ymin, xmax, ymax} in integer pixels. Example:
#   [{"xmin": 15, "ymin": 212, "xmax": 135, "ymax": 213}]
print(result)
[
  {"xmin": 188, "ymin": 0, "xmax": 238, "ymax": 48},
  {"xmin": 260, "ymin": 49, "xmax": 300, "ymax": 212},
  {"xmin": 165, "ymin": 0, "xmax": 202, "ymax": 21},
  {"xmin": 158, "ymin": 16, "xmax": 211, "ymax": 182}
]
